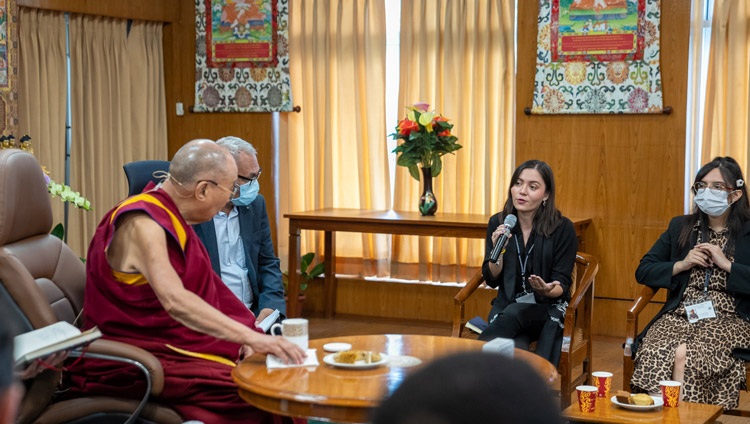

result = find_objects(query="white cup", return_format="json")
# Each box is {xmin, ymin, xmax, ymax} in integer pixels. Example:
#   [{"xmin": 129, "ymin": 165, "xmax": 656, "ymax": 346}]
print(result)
[{"xmin": 270, "ymin": 318, "xmax": 308, "ymax": 350}]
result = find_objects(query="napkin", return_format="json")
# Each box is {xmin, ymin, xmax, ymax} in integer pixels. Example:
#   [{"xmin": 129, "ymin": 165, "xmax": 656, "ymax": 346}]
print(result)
[{"xmin": 266, "ymin": 349, "xmax": 319, "ymax": 369}]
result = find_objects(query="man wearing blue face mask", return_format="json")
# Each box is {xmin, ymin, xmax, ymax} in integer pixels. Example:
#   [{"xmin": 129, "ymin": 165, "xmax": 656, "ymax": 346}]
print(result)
[{"xmin": 193, "ymin": 136, "xmax": 286, "ymax": 326}]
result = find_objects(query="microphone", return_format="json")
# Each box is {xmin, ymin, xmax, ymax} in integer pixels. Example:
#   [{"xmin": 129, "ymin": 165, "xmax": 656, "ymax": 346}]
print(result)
[{"xmin": 489, "ymin": 214, "xmax": 517, "ymax": 263}]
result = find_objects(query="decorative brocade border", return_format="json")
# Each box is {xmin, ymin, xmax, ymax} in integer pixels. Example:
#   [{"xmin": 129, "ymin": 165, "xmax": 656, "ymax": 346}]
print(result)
[
  {"xmin": 194, "ymin": 0, "xmax": 292, "ymax": 112},
  {"xmin": 0, "ymin": 0, "xmax": 17, "ymax": 132},
  {"xmin": 531, "ymin": 0, "xmax": 663, "ymax": 114}
]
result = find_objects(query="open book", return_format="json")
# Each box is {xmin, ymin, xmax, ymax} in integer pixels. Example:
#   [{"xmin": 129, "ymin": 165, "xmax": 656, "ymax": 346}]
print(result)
[{"xmin": 13, "ymin": 321, "xmax": 102, "ymax": 367}]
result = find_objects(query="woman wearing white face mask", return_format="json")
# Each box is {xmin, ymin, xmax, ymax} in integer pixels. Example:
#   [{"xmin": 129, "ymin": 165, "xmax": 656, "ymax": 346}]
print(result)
[{"xmin": 630, "ymin": 156, "xmax": 750, "ymax": 409}]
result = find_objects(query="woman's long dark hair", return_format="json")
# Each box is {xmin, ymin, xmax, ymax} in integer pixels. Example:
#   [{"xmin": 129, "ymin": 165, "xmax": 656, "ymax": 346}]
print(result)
[
  {"xmin": 502, "ymin": 160, "xmax": 563, "ymax": 237},
  {"xmin": 678, "ymin": 156, "xmax": 750, "ymax": 255}
]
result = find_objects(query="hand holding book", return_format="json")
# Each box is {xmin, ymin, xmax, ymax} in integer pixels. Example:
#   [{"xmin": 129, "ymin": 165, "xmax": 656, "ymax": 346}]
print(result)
[
  {"xmin": 13, "ymin": 321, "xmax": 102, "ymax": 367},
  {"xmin": 16, "ymin": 351, "xmax": 68, "ymax": 379}
]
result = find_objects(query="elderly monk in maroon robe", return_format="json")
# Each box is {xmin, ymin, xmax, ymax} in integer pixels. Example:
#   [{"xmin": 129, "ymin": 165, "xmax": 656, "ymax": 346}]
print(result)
[{"xmin": 70, "ymin": 140, "xmax": 305, "ymax": 424}]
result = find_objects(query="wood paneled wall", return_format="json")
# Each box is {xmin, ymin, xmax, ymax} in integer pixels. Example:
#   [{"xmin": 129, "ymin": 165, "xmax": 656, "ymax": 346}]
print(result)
[
  {"xmin": 20, "ymin": 0, "xmax": 691, "ymax": 337},
  {"xmin": 515, "ymin": 1, "xmax": 690, "ymax": 336},
  {"xmin": 164, "ymin": 4, "xmax": 278, "ymax": 245},
  {"xmin": 18, "ymin": 0, "xmax": 280, "ymax": 245}
]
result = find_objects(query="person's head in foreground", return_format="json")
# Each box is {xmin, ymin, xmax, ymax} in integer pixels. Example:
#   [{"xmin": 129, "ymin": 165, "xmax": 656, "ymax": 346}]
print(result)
[{"xmin": 372, "ymin": 351, "xmax": 562, "ymax": 424}]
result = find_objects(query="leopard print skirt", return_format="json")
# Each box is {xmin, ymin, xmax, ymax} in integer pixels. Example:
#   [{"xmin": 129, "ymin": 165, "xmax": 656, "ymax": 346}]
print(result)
[{"xmin": 631, "ymin": 230, "xmax": 750, "ymax": 409}]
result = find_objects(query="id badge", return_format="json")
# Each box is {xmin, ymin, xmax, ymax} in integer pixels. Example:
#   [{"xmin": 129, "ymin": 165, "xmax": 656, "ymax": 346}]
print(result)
[
  {"xmin": 515, "ymin": 292, "xmax": 536, "ymax": 304},
  {"xmin": 685, "ymin": 299, "xmax": 716, "ymax": 323}
]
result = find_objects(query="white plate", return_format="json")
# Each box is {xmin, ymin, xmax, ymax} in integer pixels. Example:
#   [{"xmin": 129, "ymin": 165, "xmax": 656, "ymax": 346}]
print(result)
[
  {"xmin": 323, "ymin": 342, "xmax": 352, "ymax": 352},
  {"xmin": 323, "ymin": 352, "xmax": 388, "ymax": 369},
  {"xmin": 610, "ymin": 395, "xmax": 663, "ymax": 411}
]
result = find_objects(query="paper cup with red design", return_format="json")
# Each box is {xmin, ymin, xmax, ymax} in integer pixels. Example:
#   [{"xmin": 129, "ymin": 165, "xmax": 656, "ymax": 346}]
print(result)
[
  {"xmin": 576, "ymin": 385, "xmax": 598, "ymax": 412},
  {"xmin": 592, "ymin": 371, "xmax": 613, "ymax": 397},
  {"xmin": 660, "ymin": 380, "xmax": 681, "ymax": 407}
]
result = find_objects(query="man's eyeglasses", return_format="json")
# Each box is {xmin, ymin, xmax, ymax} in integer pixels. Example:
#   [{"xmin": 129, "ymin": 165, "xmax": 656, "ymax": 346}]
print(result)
[
  {"xmin": 692, "ymin": 181, "xmax": 734, "ymax": 194},
  {"xmin": 238, "ymin": 168, "xmax": 262, "ymax": 184},
  {"xmin": 203, "ymin": 180, "xmax": 241, "ymax": 199}
]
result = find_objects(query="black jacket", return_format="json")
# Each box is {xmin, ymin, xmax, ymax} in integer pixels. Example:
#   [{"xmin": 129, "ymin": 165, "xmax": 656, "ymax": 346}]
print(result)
[{"xmin": 632, "ymin": 215, "xmax": 750, "ymax": 355}]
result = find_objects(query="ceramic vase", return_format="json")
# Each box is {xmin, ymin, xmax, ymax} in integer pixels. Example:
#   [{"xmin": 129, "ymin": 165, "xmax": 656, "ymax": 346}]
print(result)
[{"xmin": 419, "ymin": 167, "xmax": 438, "ymax": 216}]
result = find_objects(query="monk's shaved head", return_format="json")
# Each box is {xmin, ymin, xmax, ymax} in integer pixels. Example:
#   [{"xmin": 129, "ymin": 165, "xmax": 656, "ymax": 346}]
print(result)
[{"xmin": 169, "ymin": 139, "xmax": 235, "ymax": 185}]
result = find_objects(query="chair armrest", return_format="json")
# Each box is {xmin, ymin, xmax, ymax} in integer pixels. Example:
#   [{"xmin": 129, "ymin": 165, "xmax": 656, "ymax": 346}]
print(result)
[
  {"xmin": 86, "ymin": 339, "xmax": 165, "ymax": 396},
  {"xmin": 624, "ymin": 286, "xmax": 659, "ymax": 357},
  {"xmin": 622, "ymin": 285, "xmax": 659, "ymax": 391},
  {"xmin": 562, "ymin": 253, "xmax": 598, "ymax": 352},
  {"xmin": 452, "ymin": 270, "xmax": 485, "ymax": 337}
]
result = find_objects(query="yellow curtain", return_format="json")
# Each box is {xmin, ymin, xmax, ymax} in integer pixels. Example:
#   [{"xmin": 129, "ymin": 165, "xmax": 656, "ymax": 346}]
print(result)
[
  {"xmin": 18, "ymin": 9, "xmax": 167, "ymax": 256},
  {"xmin": 684, "ymin": 0, "xmax": 709, "ymax": 195},
  {"xmin": 392, "ymin": 0, "xmax": 515, "ymax": 282},
  {"xmin": 279, "ymin": 1, "xmax": 391, "ymax": 275},
  {"xmin": 702, "ymin": 0, "xmax": 750, "ymax": 171}
]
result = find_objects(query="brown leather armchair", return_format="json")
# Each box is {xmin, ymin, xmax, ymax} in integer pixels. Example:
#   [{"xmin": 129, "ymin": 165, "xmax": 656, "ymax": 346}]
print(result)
[
  {"xmin": 624, "ymin": 285, "xmax": 750, "ymax": 417},
  {"xmin": 452, "ymin": 252, "xmax": 598, "ymax": 408},
  {"xmin": 0, "ymin": 149, "xmax": 181, "ymax": 423}
]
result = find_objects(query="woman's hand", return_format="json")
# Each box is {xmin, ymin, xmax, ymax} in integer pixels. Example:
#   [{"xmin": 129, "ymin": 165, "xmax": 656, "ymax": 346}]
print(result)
[
  {"xmin": 490, "ymin": 223, "xmax": 513, "ymax": 247},
  {"xmin": 695, "ymin": 242, "xmax": 732, "ymax": 272},
  {"xmin": 488, "ymin": 223, "xmax": 513, "ymax": 275},
  {"xmin": 528, "ymin": 275, "xmax": 562, "ymax": 298},
  {"xmin": 674, "ymin": 244, "xmax": 721, "ymax": 274}
]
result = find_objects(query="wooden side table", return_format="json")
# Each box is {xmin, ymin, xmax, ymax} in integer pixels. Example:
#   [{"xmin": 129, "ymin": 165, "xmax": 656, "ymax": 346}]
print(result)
[
  {"xmin": 284, "ymin": 208, "xmax": 592, "ymax": 317},
  {"xmin": 561, "ymin": 396, "xmax": 723, "ymax": 424}
]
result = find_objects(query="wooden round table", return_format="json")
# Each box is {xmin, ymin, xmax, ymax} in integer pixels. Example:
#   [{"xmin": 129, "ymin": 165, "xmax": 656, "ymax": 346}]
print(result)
[{"xmin": 233, "ymin": 334, "xmax": 559, "ymax": 423}]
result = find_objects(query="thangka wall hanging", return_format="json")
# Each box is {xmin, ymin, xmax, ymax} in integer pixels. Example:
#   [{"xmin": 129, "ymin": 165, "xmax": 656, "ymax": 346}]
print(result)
[
  {"xmin": 194, "ymin": 0, "xmax": 293, "ymax": 112},
  {"xmin": 0, "ymin": 0, "xmax": 18, "ymax": 132},
  {"xmin": 530, "ymin": 0, "xmax": 663, "ymax": 114}
]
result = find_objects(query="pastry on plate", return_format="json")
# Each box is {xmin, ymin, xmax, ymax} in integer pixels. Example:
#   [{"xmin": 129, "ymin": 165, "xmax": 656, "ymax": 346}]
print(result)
[
  {"xmin": 615, "ymin": 390, "xmax": 631, "ymax": 404},
  {"xmin": 333, "ymin": 350, "xmax": 382, "ymax": 364},
  {"xmin": 630, "ymin": 393, "xmax": 655, "ymax": 406}
]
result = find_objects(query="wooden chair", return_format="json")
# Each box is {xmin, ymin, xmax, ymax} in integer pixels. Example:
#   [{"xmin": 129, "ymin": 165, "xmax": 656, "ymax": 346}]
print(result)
[
  {"xmin": 624, "ymin": 285, "xmax": 750, "ymax": 417},
  {"xmin": 452, "ymin": 252, "xmax": 598, "ymax": 408}
]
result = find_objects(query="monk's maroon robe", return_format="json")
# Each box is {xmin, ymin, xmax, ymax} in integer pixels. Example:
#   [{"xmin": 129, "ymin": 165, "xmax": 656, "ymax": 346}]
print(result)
[{"xmin": 69, "ymin": 189, "xmax": 281, "ymax": 423}]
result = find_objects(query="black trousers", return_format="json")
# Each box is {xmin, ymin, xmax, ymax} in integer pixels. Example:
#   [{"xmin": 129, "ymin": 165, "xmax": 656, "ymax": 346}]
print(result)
[{"xmin": 478, "ymin": 302, "xmax": 548, "ymax": 350}]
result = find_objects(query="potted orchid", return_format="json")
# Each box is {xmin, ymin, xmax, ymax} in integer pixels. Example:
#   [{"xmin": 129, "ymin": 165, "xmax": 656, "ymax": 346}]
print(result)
[
  {"xmin": 0, "ymin": 135, "xmax": 92, "ymax": 240},
  {"xmin": 390, "ymin": 103, "xmax": 462, "ymax": 215}
]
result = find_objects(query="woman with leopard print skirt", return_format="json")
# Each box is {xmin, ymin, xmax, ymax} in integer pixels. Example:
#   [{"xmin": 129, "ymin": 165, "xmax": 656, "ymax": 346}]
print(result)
[{"xmin": 631, "ymin": 156, "xmax": 750, "ymax": 409}]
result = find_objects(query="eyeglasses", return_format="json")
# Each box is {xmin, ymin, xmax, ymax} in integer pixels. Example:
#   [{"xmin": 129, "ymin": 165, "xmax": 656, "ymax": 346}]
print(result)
[
  {"xmin": 203, "ymin": 180, "xmax": 241, "ymax": 199},
  {"xmin": 238, "ymin": 168, "xmax": 262, "ymax": 184},
  {"xmin": 692, "ymin": 181, "xmax": 734, "ymax": 194}
]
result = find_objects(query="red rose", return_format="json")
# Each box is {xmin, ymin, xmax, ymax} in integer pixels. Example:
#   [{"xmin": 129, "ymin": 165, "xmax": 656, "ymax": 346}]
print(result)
[{"xmin": 398, "ymin": 118, "xmax": 418, "ymax": 136}]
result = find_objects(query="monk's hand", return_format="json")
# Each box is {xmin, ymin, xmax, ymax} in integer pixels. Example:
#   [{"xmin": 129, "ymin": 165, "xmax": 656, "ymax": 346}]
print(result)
[
  {"xmin": 238, "ymin": 345, "xmax": 254, "ymax": 362},
  {"xmin": 252, "ymin": 335, "xmax": 307, "ymax": 365},
  {"xmin": 528, "ymin": 275, "xmax": 560, "ymax": 297}
]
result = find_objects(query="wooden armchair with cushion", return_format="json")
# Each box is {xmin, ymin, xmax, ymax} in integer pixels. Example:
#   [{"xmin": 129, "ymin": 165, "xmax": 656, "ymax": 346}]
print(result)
[
  {"xmin": 452, "ymin": 252, "xmax": 598, "ymax": 408},
  {"xmin": 624, "ymin": 285, "xmax": 750, "ymax": 417}
]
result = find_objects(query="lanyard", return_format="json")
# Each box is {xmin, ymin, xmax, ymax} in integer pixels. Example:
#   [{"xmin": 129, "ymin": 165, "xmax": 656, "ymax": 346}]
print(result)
[
  {"xmin": 515, "ymin": 237, "xmax": 535, "ymax": 293},
  {"xmin": 703, "ymin": 267, "xmax": 712, "ymax": 295}
]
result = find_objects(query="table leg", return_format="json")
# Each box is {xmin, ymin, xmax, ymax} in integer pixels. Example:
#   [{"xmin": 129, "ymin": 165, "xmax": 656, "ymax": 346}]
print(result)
[
  {"xmin": 287, "ymin": 221, "xmax": 301, "ymax": 318},
  {"xmin": 323, "ymin": 230, "xmax": 336, "ymax": 318}
]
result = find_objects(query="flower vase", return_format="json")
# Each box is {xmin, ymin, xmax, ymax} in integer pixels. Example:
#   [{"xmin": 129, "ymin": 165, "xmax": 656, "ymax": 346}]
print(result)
[{"xmin": 419, "ymin": 167, "xmax": 438, "ymax": 216}]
